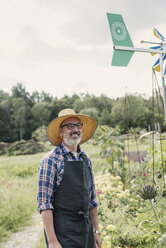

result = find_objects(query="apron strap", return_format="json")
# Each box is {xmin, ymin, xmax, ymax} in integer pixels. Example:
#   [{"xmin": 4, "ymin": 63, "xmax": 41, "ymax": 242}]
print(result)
[
  {"xmin": 63, "ymin": 152, "xmax": 88, "ymax": 162},
  {"xmin": 78, "ymin": 211, "xmax": 90, "ymax": 224}
]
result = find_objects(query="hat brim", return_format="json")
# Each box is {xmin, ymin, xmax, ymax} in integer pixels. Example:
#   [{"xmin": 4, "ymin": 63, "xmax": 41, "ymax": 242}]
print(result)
[{"xmin": 47, "ymin": 114, "xmax": 98, "ymax": 146}]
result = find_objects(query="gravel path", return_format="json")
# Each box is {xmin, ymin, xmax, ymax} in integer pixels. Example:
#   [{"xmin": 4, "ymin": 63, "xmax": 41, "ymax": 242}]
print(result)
[{"xmin": 1, "ymin": 213, "xmax": 43, "ymax": 248}]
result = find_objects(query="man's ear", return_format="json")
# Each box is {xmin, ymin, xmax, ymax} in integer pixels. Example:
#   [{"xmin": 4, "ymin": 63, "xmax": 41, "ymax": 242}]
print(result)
[{"xmin": 59, "ymin": 128, "xmax": 63, "ymax": 136}]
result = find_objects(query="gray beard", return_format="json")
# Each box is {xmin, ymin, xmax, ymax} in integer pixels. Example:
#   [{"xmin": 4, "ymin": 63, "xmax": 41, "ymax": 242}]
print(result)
[{"xmin": 63, "ymin": 133, "xmax": 82, "ymax": 147}]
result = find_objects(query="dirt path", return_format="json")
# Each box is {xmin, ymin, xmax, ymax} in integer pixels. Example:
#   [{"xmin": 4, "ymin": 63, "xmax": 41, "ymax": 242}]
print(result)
[
  {"xmin": 1, "ymin": 213, "xmax": 43, "ymax": 248},
  {"xmin": 123, "ymin": 151, "xmax": 147, "ymax": 162}
]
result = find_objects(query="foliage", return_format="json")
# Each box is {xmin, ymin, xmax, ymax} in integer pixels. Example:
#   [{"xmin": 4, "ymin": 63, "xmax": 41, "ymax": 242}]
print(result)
[
  {"xmin": 96, "ymin": 173, "xmax": 166, "ymax": 248},
  {"xmin": 146, "ymin": 132, "xmax": 166, "ymax": 175},
  {"xmin": 31, "ymin": 102, "xmax": 51, "ymax": 128},
  {"xmin": 0, "ymin": 142, "xmax": 8, "ymax": 155},
  {"xmin": 0, "ymin": 83, "xmax": 165, "ymax": 143},
  {"xmin": 2, "ymin": 137, "xmax": 166, "ymax": 247},
  {"xmin": 32, "ymin": 126, "xmax": 47, "ymax": 143},
  {"xmin": 12, "ymin": 97, "xmax": 26, "ymax": 140},
  {"xmin": 97, "ymin": 125, "xmax": 126, "ymax": 180},
  {"xmin": 0, "ymin": 153, "xmax": 43, "ymax": 243},
  {"xmin": 96, "ymin": 127, "xmax": 166, "ymax": 247},
  {"xmin": 5, "ymin": 140, "xmax": 45, "ymax": 156},
  {"xmin": 79, "ymin": 107, "xmax": 99, "ymax": 120}
]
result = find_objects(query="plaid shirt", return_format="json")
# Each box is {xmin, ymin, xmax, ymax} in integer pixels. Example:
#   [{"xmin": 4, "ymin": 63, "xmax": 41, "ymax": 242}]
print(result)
[{"xmin": 37, "ymin": 142, "xmax": 98, "ymax": 213}]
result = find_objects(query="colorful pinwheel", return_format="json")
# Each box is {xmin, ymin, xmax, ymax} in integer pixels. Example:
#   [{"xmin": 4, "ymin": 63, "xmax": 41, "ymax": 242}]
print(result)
[
  {"xmin": 150, "ymin": 28, "xmax": 166, "ymax": 76},
  {"xmin": 107, "ymin": 13, "xmax": 166, "ymax": 119}
]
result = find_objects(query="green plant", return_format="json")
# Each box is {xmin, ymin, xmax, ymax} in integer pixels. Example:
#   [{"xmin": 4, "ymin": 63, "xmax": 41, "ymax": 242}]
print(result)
[{"xmin": 0, "ymin": 153, "xmax": 43, "ymax": 243}]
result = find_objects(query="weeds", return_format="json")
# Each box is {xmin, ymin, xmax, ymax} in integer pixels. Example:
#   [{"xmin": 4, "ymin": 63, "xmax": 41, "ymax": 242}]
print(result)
[{"xmin": 0, "ymin": 153, "xmax": 44, "ymax": 243}]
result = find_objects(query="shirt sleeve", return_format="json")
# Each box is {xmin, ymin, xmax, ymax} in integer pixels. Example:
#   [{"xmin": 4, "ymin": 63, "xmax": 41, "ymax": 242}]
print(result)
[
  {"xmin": 37, "ymin": 155, "xmax": 56, "ymax": 213},
  {"xmin": 87, "ymin": 157, "xmax": 99, "ymax": 209}
]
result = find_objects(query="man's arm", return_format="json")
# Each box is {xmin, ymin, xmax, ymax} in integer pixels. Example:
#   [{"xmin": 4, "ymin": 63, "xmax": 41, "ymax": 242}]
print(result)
[
  {"xmin": 41, "ymin": 210, "xmax": 62, "ymax": 248},
  {"xmin": 90, "ymin": 206, "xmax": 101, "ymax": 248},
  {"xmin": 38, "ymin": 153, "xmax": 62, "ymax": 248}
]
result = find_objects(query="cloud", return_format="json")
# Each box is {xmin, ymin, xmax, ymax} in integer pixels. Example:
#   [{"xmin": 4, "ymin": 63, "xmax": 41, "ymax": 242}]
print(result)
[
  {"xmin": 13, "ymin": 38, "xmax": 111, "ymax": 68},
  {"xmin": 35, "ymin": 0, "xmax": 166, "ymax": 45},
  {"xmin": 0, "ymin": 0, "xmax": 165, "ymax": 99}
]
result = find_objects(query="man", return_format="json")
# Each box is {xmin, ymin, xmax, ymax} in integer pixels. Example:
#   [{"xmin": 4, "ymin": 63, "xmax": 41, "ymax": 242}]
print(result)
[{"xmin": 37, "ymin": 108, "xmax": 101, "ymax": 248}]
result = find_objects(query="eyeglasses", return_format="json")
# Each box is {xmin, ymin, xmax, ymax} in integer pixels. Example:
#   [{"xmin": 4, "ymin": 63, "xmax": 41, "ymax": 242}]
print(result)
[{"xmin": 60, "ymin": 122, "xmax": 83, "ymax": 130}]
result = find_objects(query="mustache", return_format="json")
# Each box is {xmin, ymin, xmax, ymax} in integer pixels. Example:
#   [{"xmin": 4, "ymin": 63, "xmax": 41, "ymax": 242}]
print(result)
[{"xmin": 70, "ymin": 131, "xmax": 80, "ymax": 136}]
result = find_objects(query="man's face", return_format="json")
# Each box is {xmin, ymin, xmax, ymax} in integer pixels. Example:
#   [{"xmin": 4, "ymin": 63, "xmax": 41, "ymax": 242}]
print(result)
[{"xmin": 60, "ymin": 117, "xmax": 82, "ymax": 147}]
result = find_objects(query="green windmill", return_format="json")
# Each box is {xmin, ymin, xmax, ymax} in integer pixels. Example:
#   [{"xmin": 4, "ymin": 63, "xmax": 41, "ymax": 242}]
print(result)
[{"xmin": 107, "ymin": 13, "xmax": 166, "ymax": 119}]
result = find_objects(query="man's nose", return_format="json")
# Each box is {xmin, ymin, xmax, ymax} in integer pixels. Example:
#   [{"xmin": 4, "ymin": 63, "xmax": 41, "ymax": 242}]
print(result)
[{"xmin": 73, "ymin": 125, "xmax": 79, "ymax": 130}]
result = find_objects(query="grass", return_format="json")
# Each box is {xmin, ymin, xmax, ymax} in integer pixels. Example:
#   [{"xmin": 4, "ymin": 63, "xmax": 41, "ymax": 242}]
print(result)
[
  {"xmin": 35, "ymin": 232, "xmax": 45, "ymax": 248},
  {"xmin": 0, "ymin": 152, "xmax": 46, "ymax": 244},
  {"xmin": 82, "ymin": 140, "xmax": 102, "ymax": 174}
]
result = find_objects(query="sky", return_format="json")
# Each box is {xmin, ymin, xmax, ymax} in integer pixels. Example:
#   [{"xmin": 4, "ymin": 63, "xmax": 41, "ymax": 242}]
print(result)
[{"xmin": 0, "ymin": 0, "xmax": 166, "ymax": 99}]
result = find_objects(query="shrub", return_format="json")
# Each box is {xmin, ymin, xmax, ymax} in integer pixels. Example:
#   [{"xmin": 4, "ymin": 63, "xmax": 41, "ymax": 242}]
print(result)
[{"xmin": 6, "ymin": 139, "xmax": 45, "ymax": 155}]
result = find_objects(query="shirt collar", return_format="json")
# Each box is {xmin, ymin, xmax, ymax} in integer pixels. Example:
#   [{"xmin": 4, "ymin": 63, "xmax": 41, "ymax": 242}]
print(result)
[{"xmin": 60, "ymin": 142, "xmax": 82, "ymax": 155}]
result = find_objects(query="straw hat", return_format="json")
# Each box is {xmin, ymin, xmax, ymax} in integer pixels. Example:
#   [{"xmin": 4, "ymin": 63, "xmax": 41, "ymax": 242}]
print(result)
[{"xmin": 47, "ymin": 108, "xmax": 98, "ymax": 146}]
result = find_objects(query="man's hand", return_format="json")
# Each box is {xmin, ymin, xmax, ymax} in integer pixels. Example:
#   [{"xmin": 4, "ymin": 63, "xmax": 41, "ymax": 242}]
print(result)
[
  {"xmin": 94, "ymin": 233, "xmax": 101, "ymax": 248},
  {"xmin": 49, "ymin": 240, "xmax": 62, "ymax": 248}
]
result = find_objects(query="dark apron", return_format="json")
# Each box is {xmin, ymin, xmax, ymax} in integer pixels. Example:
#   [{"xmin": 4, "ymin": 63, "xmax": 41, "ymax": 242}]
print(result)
[{"xmin": 44, "ymin": 153, "xmax": 94, "ymax": 248}]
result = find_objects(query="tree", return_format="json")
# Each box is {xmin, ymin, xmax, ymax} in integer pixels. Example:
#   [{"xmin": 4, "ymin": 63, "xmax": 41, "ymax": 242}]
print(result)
[
  {"xmin": 11, "ymin": 83, "xmax": 32, "ymax": 106},
  {"xmin": 0, "ymin": 100, "xmax": 12, "ymax": 142},
  {"xmin": 80, "ymin": 107, "xmax": 99, "ymax": 120},
  {"xmin": 31, "ymin": 90, "xmax": 40, "ymax": 104},
  {"xmin": 40, "ymin": 91, "xmax": 53, "ymax": 103},
  {"xmin": 31, "ymin": 102, "xmax": 51, "ymax": 128},
  {"xmin": 0, "ymin": 83, "xmax": 165, "ymax": 142},
  {"xmin": 0, "ymin": 90, "xmax": 10, "ymax": 102},
  {"xmin": 32, "ymin": 126, "xmax": 47, "ymax": 143},
  {"xmin": 12, "ymin": 98, "xmax": 26, "ymax": 140},
  {"xmin": 91, "ymin": 94, "xmax": 113, "ymax": 116}
]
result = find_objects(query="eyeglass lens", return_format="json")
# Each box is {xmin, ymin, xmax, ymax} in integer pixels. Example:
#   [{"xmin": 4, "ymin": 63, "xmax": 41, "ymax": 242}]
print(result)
[{"xmin": 61, "ymin": 123, "xmax": 83, "ymax": 130}]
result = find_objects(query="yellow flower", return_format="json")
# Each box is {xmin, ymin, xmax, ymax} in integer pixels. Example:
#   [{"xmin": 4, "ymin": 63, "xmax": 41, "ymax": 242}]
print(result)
[
  {"xmin": 117, "ymin": 192, "xmax": 126, "ymax": 198},
  {"xmin": 123, "ymin": 156, "xmax": 129, "ymax": 163},
  {"xmin": 99, "ymin": 223, "xmax": 103, "ymax": 230},
  {"xmin": 117, "ymin": 185, "xmax": 123, "ymax": 190},
  {"xmin": 102, "ymin": 231, "xmax": 107, "ymax": 236},
  {"xmin": 106, "ymin": 224, "xmax": 116, "ymax": 231},
  {"xmin": 103, "ymin": 241, "xmax": 111, "ymax": 248},
  {"xmin": 115, "ymin": 176, "xmax": 121, "ymax": 180},
  {"xmin": 124, "ymin": 189, "xmax": 130, "ymax": 196},
  {"xmin": 104, "ymin": 235, "xmax": 111, "ymax": 241},
  {"xmin": 101, "ymin": 125, "xmax": 106, "ymax": 132}
]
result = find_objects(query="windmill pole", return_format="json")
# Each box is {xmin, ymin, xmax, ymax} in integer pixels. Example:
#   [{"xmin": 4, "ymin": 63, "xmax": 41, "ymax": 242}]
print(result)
[
  {"xmin": 113, "ymin": 45, "xmax": 166, "ymax": 120},
  {"xmin": 142, "ymin": 40, "xmax": 166, "ymax": 120},
  {"xmin": 160, "ymin": 53, "xmax": 166, "ymax": 120}
]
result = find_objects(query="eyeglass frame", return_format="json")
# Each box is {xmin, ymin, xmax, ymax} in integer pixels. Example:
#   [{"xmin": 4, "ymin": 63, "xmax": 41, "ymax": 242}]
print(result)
[{"xmin": 60, "ymin": 122, "xmax": 83, "ymax": 130}]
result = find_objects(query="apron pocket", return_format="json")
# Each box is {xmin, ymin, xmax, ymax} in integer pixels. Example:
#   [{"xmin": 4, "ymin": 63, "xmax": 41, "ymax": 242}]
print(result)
[{"xmin": 66, "ymin": 214, "xmax": 88, "ymax": 234}]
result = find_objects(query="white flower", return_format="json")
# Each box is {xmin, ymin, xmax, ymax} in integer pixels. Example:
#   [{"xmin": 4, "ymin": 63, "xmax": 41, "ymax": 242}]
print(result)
[
  {"xmin": 162, "ymin": 233, "xmax": 166, "ymax": 239},
  {"xmin": 158, "ymin": 238, "xmax": 163, "ymax": 243}
]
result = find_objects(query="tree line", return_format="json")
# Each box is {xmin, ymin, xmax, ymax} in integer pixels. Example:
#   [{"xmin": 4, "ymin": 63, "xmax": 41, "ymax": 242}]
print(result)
[{"xmin": 0, "ymin": 83, "xmax": 165, "ymax": 143}]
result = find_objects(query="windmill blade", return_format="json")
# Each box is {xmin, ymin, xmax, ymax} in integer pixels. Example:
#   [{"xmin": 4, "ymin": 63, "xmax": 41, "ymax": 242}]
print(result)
[
  {"xmin": 149, "ymin": 45, "xmax": 163, "ymax": 56},
  {"xmin": 153, "ymin": 28, "xmax": 165, "ymax": 42},
  {"xmin": 153, "ymin": 57, "xmax": 161, "ymax": 72},
  {"xmin": 164, "ymin": 65, "xmax": 166, "ymax": 76},
  {"xmin": 153, "ymin": 54, "xmax": 166, "ymax": 72},
  {"xmin": 106, "ymin": 13, "xmax": 134, "ymax": 66}
]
